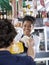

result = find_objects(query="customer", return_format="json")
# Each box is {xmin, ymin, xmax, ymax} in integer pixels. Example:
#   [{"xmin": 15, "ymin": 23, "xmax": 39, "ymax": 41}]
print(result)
[
  {"xmin": 20, "ymin": 15, "xmax": 40, "ymax": 58},
  {"xmin": 0, "ymin": 19, "xmax": 36, "ymax": 65}
]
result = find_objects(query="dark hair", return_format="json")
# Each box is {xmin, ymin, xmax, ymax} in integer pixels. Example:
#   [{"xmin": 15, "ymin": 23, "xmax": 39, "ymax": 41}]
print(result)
[
  {"xmin": 0, "ymin": 19, "xmax": 17, "ymax": 48},
  {"xmin": 23, "ymin": 15, "xmax": 36, "ymax": 25}
]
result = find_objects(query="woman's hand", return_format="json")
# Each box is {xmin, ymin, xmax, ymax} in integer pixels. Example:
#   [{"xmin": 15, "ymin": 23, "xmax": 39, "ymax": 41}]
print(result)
[{"xmin": 27, "ymin": 37, "xmax": 34, "ymax": 47}]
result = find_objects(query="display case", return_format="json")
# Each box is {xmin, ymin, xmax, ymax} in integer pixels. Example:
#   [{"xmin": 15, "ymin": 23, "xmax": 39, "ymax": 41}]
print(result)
[{"xmin": 34, "ymin": 26, "xmax": 49, "ymax": 65}]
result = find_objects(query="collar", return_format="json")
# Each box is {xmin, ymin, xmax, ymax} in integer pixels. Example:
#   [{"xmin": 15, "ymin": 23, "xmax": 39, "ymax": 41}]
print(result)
[
  {"xmin": 21, "ymin": 34, "xmax": 33, "ymax": 38},
  {"xmin": 0, "ymin": 50, "xmax": 11, "ymax": 55}
]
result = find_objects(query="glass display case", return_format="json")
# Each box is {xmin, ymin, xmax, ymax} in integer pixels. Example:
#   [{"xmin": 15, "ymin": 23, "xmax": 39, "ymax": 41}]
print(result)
[
  {"xmin": 36, "ymin": 61, "xmax": 46, "ymax": 65},
  {"xmin": 34, "ymin": 26, "xmax": 49, "ymax": 65},
  {"xmin": 46, "ymin": 27, "xmax": 49, "ymax": 51}
]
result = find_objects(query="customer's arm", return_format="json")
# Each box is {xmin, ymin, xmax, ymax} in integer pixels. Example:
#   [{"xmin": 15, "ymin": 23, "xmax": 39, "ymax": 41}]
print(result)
[{"xmin": 27, "ymin": 38, "xmax": 35, "ymax": 59}]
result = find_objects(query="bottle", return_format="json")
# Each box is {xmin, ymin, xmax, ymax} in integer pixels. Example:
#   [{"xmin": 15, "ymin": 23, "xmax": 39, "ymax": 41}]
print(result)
[
  {"xmin": 4, "ymin": 9, "xmax": 7, "ymax": 19},
  {"xmin": 1, "ymin": 11, "xmax": 3, "ymax": 19}
]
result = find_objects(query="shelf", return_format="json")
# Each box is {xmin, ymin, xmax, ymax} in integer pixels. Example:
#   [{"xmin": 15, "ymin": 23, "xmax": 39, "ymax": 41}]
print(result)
[{"xmin": 34, "ymin": 26, "xmax": 45, "ymax": 29}]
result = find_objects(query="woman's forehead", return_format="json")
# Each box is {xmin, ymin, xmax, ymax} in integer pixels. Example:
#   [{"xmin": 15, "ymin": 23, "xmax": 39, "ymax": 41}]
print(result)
[
  {"xmin": 23, "ymin": 21, "xmax": 32, "ymax": 24},
  {"xmin": 23, "ymin": 21, "xmax": 34, "ymax": 26}
]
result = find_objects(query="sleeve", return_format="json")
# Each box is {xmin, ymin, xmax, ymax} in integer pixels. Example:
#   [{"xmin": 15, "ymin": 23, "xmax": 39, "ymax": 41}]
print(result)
[
  {"xmin": 26, "ymin": 56, "xmax": 36, "ymax": 65},
  {"xmin": 29, "ymin": 57, "xmax": 36, "ymax": 65}
]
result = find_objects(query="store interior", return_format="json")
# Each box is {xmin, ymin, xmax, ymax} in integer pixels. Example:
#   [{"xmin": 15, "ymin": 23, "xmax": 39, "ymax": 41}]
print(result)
[{"xmin": 0, "ymin": 0, "xmax": 49, "ymax": 65}]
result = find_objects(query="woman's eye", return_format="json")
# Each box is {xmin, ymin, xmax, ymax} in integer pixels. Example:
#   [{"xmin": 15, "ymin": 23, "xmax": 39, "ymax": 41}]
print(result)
[{"xmin": 24, "ymin": 25, "xmax": 26, "ymax": 27}]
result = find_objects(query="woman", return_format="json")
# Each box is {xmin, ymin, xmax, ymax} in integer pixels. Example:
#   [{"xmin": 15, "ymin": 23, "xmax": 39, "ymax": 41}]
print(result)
[{"xmin": 20, "ymin": 15, "xmax": 40, "ymax": 58}]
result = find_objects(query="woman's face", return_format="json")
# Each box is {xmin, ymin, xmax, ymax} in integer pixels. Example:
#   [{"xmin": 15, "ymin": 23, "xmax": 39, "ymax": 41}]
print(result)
[{"xmin": 23, "ymin": 21, "xmax": 33, "ymax": 36}]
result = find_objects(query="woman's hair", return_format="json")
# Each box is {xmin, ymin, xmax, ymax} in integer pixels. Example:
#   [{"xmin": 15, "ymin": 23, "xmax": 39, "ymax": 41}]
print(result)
[
  {"xmin": 23, "ymin": 15, "xmax": 36, "ymax": 25},
  {"xmin": 0, "ymin": 19, "xmax": 17, "ymax": 48}
]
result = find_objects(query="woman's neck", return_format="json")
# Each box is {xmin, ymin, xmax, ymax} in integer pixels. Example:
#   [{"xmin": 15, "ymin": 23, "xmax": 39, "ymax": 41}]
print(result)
[
  {"xmin": 0, "ymin": 47, "xmax": 10, "ymax": 51},
  {"xmin": 24, "ymin": 34, "xmax": 31, "ymax": 37}
]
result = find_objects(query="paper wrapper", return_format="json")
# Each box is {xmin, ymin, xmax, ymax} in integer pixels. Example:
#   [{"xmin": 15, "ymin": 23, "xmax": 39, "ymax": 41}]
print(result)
[{"xmin": 10, "ymin": 42, "xmax": 24, "ymax": 54}]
